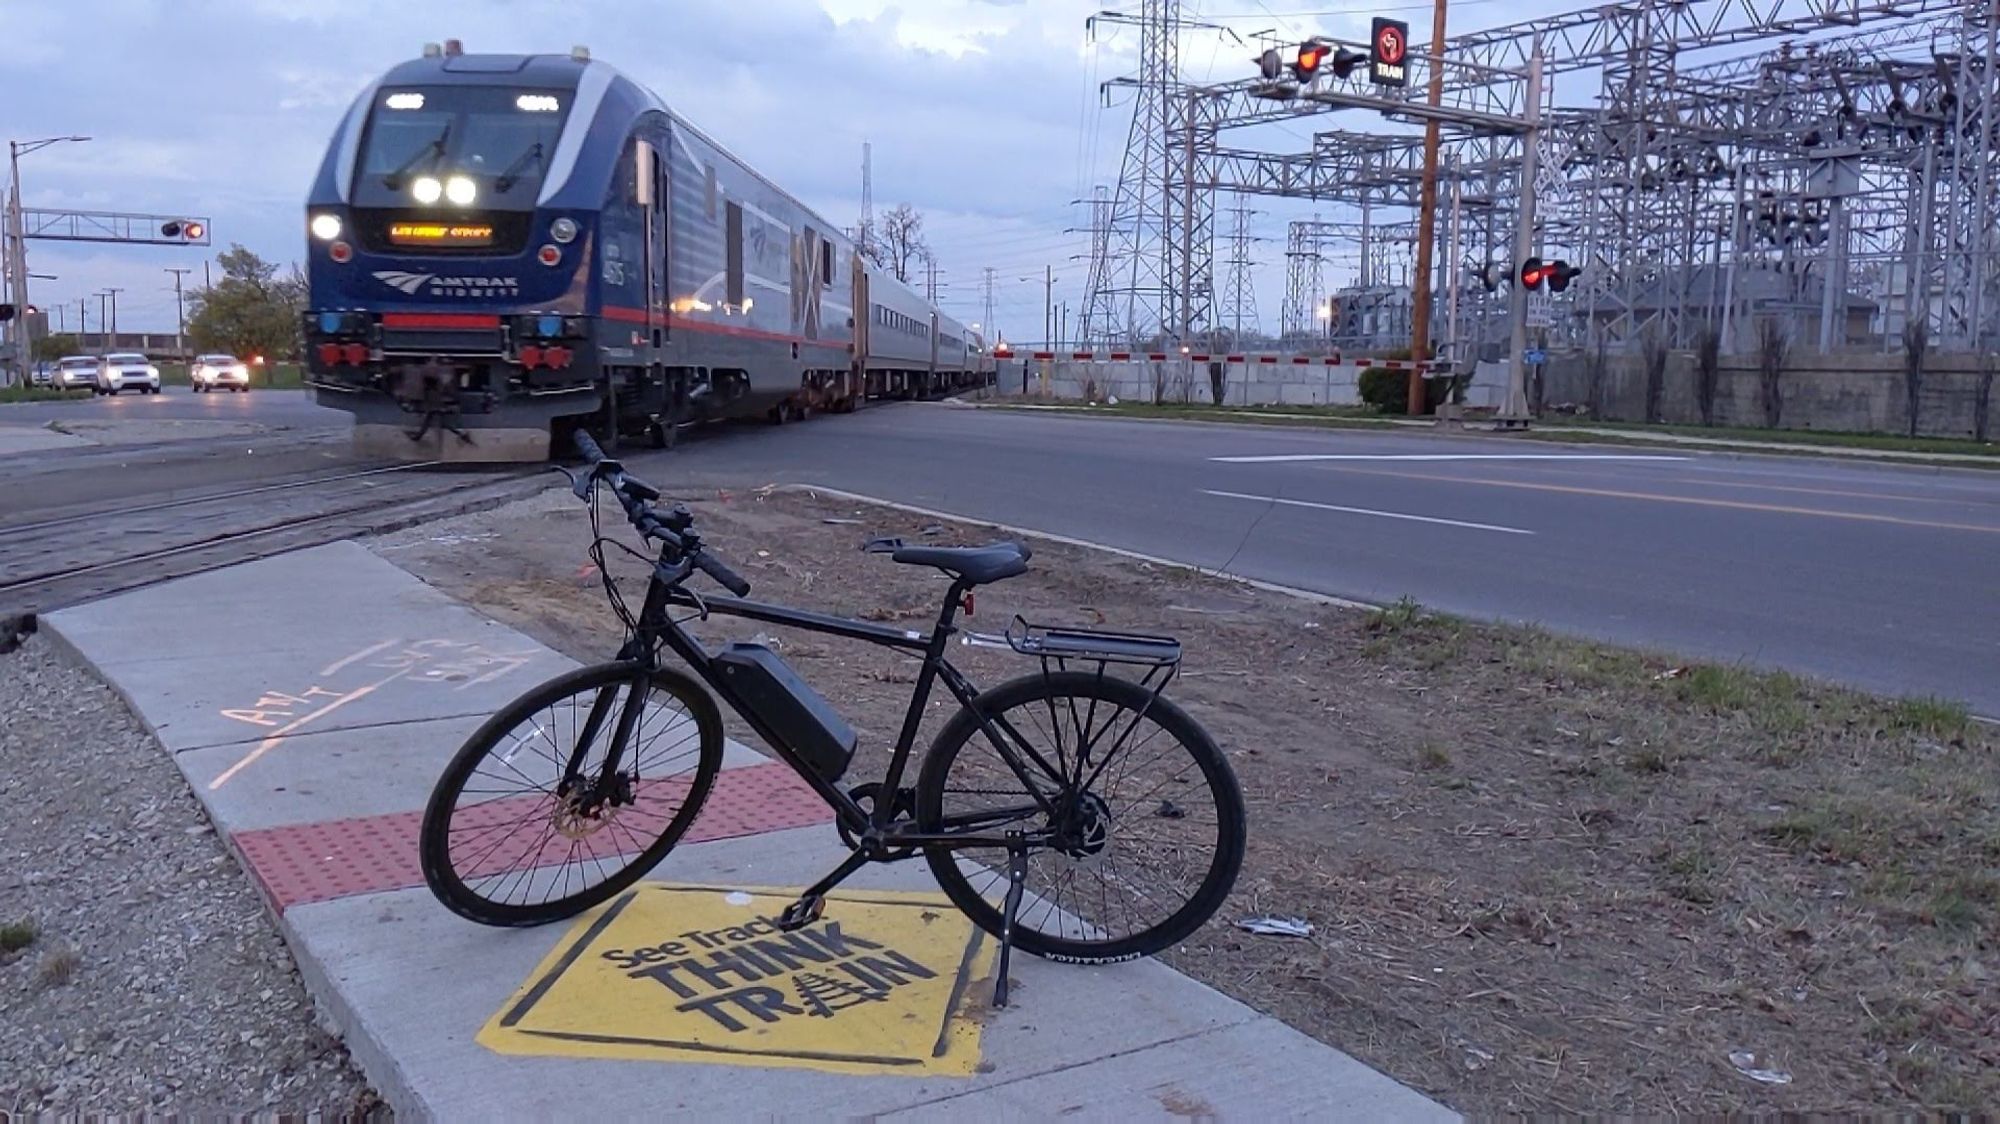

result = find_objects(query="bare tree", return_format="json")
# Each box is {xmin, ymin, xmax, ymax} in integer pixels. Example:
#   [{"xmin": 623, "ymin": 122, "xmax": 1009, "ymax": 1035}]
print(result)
[
  {"xmin": 1977, "ymin": 349, "xmax": 1995, "ymax": 443},
  {"xmin": 877, "ymin": 203, "xmax": 928, "ymax": 285},
  {"xmin": 1902, "ymin": 318, "xmax": 1929, "ymax": 438},
  {"xmin": 1757, "ymin": 317, "xmax": 1790, "ymax": 428},
  {"xmin": 1695, "ymin": 324, "xmax": 1722, "ymax": 426},
  {"xmin": 1586, "ymin": 330, "xmax": 1610, "ymax": 419},
  {"xmin": 1642, "ymin": 327, "xmax": 1669, "ymax": 424}
]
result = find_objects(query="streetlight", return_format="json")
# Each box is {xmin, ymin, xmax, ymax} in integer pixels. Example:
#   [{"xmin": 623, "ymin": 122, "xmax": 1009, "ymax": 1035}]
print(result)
[{"xmin": 6, "ymin": 135, "xmax": 90, "ymax": 384}]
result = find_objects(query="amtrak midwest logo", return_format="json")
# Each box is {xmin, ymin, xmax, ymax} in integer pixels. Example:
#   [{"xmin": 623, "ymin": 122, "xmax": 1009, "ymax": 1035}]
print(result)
[{"xmin": 373, "ymin": 271, "xmax": 520, "ymax": 298}]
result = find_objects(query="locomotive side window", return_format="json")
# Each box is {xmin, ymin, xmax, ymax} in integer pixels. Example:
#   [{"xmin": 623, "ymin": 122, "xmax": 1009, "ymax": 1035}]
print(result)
[{"xmin": 822, "ymin": 240, "xmax": 835, "ymax": 290}]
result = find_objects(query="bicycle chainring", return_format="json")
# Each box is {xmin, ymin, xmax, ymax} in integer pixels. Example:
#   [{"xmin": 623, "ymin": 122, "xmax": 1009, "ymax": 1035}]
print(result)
[{"xmin": 837, "ymin": 782, "xmax": 918, "ymax": 858}]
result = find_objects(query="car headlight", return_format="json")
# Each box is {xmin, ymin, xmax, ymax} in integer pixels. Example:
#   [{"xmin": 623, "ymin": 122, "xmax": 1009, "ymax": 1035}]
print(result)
[{"xmin": 147, "ymin": 366, "xmax": 159, "ymax": 377}]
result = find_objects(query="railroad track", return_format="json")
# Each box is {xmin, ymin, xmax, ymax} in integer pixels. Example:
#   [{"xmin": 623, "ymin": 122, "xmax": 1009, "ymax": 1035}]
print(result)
[{"xmin": 0, "ymin": 460, "xmax": 558, "ymax": 629}]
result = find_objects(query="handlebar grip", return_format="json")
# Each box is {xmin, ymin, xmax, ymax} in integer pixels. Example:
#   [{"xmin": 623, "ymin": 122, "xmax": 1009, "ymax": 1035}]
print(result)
[
  {"xmin": 694, "ymin": 550, "xmax": 751, "ymax": 597},
  {"xmin": 573, "ymin": 429, "xmax": 606, "ymax": 464}
]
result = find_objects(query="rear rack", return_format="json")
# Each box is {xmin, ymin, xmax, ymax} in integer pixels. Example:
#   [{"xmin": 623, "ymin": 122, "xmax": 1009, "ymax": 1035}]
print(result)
[
  {"xmin": 961, "ymin": 615, "xmax": 1183, "ymax": 698},
  {"xmin": 1001, "ymin": 616, "xmax": 1181, "ymax": 667}
]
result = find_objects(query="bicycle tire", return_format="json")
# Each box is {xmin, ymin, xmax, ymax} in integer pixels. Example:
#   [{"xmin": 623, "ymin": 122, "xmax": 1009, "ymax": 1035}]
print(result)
[
  {"xmin": 419, "ymin": 661, "xmax": 724, "ymax": 927},
  {"xmin": 914, "ymin": 670, "xmax": 1246, "ymax": 964}
]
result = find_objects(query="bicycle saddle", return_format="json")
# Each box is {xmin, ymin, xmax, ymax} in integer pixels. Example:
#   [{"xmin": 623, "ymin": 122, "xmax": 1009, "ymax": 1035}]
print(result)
[{"xmin": 864, "ymin": 536, "xmax": 1032, "ymax": 586}]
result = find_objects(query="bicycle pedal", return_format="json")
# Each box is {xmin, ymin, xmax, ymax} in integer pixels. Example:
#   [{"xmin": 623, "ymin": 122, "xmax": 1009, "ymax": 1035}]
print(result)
[{"xmin": 776, "ymin": 894, "xmax": 825, "ymax": 932}]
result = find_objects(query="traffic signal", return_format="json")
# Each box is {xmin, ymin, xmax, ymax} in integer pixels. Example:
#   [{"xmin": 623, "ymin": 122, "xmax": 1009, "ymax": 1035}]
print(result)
[
  {"xmin": 1329, "ymin": 47, "xmax": 1368, "ymax": 79},
  {"xmin": 161, "ymin": 219, "xmax": 206, "ymax": 241},
  {"xmin": 1519, "ymin": 257, "xmax": 1550, "ymax": 290},
  {"xmin": 1546, "ymin": 260, "xmax": 1581, "ymax": 293},
  {"xmin": 1290, "ymin": 41, "xmax": 1329, "ymax": 82},
  {"xmin": 0, "ymin": 304, "xmax": 13, "ymax": 322}
]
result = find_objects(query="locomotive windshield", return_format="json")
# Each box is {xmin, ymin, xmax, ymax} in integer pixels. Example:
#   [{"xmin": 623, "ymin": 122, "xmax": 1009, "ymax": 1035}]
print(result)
[{"xmin": 351, "ymin": 85, "xmax": 574, "ymax": 210}]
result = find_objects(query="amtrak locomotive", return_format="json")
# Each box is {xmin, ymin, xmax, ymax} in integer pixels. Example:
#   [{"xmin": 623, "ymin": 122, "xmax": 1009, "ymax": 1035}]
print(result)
[{"xmin": 302, "ymin": 41, "xmax": 992, "ymax": 461}]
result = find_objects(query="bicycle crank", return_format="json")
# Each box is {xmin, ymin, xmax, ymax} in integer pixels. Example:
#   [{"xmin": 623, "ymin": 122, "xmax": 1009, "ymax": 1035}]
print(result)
[{"xmin": 836, "ymin": 782, "xmax": 919, "ymax": 859}]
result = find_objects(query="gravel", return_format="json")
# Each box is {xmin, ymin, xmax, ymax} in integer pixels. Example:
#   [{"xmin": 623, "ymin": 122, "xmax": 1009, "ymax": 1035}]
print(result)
[{"xmin": 0, "ymin": 630, "xmax": 385, "ymax": 1118}]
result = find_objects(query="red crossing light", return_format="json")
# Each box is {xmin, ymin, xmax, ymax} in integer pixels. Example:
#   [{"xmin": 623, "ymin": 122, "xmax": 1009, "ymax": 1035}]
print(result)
[
  {"xmin": 1519, "ymin": 257, "xmax": 1550, "ymax": 290},
  {"xmin": 1291, "ymin": 42, "xmax": 1328, "ymax": 82}
]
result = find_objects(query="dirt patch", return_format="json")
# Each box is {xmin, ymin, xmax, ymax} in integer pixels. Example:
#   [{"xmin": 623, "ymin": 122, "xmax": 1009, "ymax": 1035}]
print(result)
[{"xmin": 372, "ymin": 483, "xmax": 1999, "ymax": 1116}]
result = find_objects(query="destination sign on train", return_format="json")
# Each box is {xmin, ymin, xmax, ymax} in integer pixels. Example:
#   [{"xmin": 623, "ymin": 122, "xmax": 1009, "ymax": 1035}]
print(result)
[{"xmin": 387, "ymin": 222, "xmax": 496, "ymax": 247}]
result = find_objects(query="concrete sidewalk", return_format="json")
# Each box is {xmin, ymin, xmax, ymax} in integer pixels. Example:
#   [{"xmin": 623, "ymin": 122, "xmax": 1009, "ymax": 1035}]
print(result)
[{"xmin": 43, "ymin": 541, "xmax": 1454, "ymax": 1121}]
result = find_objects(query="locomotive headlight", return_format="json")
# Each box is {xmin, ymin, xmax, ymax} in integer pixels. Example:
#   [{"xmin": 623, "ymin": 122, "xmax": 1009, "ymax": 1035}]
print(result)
[
  {"xmin": 549, "ymin": 217, "xmax": 577, "ymax": 244},
  {"xmin": 411, "ymin": 176, "xmax": 443, "ymax": 204},
  {"xmin": 445, "ymin": 175, "xmax": 477, "ymax": 205},
  {"xmin": 309, "ymin": 213, "xmax": 342, "ymax": 241}
]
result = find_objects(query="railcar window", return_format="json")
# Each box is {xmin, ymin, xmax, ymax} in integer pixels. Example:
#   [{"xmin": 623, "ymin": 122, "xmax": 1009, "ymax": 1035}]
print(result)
[{"xmin": 725, "ymin": 202, "xmax": 745, "ymax": 306}]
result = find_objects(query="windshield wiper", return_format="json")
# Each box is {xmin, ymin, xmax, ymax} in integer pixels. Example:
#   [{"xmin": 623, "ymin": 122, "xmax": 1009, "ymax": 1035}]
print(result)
[
  {"xmin": 382, "ymin": 123, "xmax": 451, "ymax": 189},
  {"xmin": 494, "ymin": 142, "xmax": 546, "ymax": 193}
]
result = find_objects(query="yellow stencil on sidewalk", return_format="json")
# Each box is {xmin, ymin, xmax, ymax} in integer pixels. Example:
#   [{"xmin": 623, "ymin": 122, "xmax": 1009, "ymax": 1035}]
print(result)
[{"xmin": 478, "ymin": 883, "xmax": 998, "ymax": 1076}]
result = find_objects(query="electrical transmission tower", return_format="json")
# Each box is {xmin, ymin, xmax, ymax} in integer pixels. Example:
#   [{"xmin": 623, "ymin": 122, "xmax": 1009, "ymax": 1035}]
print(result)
[
  {"xmin": 1219, "ymin": 197, "xmax": 1261, "ymax": 341},
  {"xmin": 852, "ymin": 141, "xmax": 876, "ymax": 261},
  {"xmin": 1079, "ymin": 2, "xmax": 1233, "ymax": 349},
  {"xmin": 982, "ymin": 267, "xmax": 996, "ymax": 344}
]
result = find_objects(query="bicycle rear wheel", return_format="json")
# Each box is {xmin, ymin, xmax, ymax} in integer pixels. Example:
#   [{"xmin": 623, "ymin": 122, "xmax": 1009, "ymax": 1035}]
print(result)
[
  {"xmin": 915, "ymin": 670, "xmax": 1245, "ymax": 963},
  {"xmin": 419, "ymin": 661, "xmax": 723, "ymax": 927}
]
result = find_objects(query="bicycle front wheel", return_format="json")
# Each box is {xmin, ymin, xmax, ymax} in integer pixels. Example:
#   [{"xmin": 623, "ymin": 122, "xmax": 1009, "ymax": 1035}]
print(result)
[
  {"xmin": 419, "ymin": 661, "xmax": 724, "ymax": 927},
  {"xmin": 915, "ymin": 670, "xmax": 1246, "ymax": 963}
]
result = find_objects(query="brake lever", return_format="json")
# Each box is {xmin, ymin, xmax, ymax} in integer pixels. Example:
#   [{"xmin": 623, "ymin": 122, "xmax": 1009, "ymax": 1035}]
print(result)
[{"xmin": 549, "ymin": 464, "xmax": 591, "ymax": 499}]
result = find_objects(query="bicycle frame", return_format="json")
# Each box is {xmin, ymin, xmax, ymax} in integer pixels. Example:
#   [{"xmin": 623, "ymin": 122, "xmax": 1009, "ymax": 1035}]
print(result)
[{"xmin": 607, "ymin": 564, "xmax": 1071, "ymax": 854}]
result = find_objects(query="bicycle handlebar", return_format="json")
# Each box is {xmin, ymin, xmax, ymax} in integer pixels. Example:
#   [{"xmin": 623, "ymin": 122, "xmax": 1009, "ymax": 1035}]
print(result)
[{"xmin": 570, "ymin": 429, "xmax": 751, "ymax": 597}]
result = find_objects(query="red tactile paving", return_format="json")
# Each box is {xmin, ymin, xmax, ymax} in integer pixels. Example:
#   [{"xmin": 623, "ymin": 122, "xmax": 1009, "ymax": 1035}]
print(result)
[{"xmin": 232, "ymin": 762, "xmax": 835, "ymax": 913}]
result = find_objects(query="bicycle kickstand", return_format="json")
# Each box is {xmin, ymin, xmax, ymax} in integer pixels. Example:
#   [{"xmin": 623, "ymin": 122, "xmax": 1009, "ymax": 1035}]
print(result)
[{"xmin": 992, "ymin": 831, "xmax": 1029, "ymax": 1009}]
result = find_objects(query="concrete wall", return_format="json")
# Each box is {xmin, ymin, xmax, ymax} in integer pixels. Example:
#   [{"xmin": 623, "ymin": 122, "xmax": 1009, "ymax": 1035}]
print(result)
[
  {"xmin": 1539, "ymin": 349, "xmax": 1998, "ymax": 439},
  {"xmin": 998, "ymin": 359, "xmax": 1367, "ymax": 408}
]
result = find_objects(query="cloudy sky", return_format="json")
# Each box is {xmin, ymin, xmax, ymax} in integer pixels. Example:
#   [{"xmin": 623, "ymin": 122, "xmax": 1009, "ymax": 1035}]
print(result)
[{"xmin": 8, "ymin": 0, "xmax": 1602, "ymax": 343}]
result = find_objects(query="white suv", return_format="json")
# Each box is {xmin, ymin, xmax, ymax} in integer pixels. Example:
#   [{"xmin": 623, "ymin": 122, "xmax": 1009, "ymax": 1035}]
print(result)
[
  {"xmin": 97, "ymin": 352, "xmax": 161, "ymax": 395},
  {"xmin": 53, "ymin": 355, "xmax": 100, "ymax": 391},
  {"xmin": 190, "ymin": 353, "xmax": 250, "ymax": 392}
]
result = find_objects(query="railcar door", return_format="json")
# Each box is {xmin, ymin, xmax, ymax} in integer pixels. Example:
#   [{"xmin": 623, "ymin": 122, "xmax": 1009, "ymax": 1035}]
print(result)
[{"xmin": 850, "ymin": 253, "xmax": 869, "ymax": 401}]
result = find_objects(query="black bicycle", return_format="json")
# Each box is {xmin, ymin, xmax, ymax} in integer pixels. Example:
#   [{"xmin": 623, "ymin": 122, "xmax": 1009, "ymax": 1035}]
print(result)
[{"xmin": 417, "ymin": 431, "xmax": 1245, "ymax": 1004}]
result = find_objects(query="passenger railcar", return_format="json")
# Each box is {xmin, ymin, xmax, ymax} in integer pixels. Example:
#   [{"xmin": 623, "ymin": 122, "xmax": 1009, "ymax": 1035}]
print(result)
[{"xmin": 301, "ymin": 41, "xmax": 993, "ymax": 461}]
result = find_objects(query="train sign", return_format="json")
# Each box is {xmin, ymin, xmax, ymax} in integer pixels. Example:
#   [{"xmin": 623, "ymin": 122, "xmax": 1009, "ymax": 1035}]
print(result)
[{"xmin": 1370, "ymin": 18, "xmax": 1409, "ymax": 87}]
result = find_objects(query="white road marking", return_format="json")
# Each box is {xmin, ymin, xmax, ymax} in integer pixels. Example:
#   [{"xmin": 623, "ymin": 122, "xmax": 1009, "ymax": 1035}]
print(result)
[
  {"xmin": 1209, "ymin": 453, "xmax": 1690, "ymax": 463},
  {"xmin": 1201, "ymin": 489, "xmax": 1535, "ymax": 535}
]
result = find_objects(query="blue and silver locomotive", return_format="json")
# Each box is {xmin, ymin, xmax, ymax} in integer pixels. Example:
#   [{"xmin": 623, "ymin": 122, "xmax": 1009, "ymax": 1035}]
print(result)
[{"xmin": 303, "ymin": 41, "xmax": 992, "ymax": 461}]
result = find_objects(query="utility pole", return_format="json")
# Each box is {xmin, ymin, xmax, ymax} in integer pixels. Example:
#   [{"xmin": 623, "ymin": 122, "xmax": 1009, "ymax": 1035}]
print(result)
[
  {"xmin": 96, "ymin": 291, "xmax": 109, "ymax": 349},
  {"xmin": 1497, "ymin": 50, "xmax": 1544, "ymax": 427},
  {"xmin": 104, "ymin": 286, "xmax": 124, "ymax": 345},
  {"xmin": 77, "ymin": 298, "xmax": 88, "ymax": 349},
  {"xmin": 165, "ymin": 267, "xmax": 192, "ymax": 362},
  {"xmin": 1406, "ymin": 0, "xmax": 1451, "ymax": 415},
  {"xmin": 982, "ymin": 267, "xmax": 996, "ymax": 346},
  {"xmin": 1044, "ymin": 266, "xmax": 1053, "ymax": 347}
]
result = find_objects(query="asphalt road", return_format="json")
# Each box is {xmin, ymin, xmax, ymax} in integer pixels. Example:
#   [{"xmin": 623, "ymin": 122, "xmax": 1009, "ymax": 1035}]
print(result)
[
  {"xmin": 638, "ymin": 404, "xmax": 2000, "ymax": 716},
  {"xmin": 0, "ymin": 387, "xmax": 348, "ymax": 429}
]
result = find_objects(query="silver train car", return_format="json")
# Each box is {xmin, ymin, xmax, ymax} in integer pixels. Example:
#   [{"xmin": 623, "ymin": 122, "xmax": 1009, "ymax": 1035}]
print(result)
[{"xmin": 301, "ymin": 42, "xmax": 994, "ymax": 461}]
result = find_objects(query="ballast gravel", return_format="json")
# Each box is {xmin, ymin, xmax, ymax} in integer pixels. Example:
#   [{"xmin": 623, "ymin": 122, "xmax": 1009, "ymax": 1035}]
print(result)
[{"xmin": 0, "ymin": 631, "xmax": 385, "ymax": 1118}]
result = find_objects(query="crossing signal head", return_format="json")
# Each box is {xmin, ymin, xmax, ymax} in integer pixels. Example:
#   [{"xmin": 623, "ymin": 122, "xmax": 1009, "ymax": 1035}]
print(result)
[
  {"xmin": 1258, "ymin": 47, "xmax": 1283, "ymax": 80},
  {"xmin": 161, "ymin": 219, "xmax": 206, "ymax": 241},
  {"xmin": 0, "ymin": 304, "xmax": 13, "ymax": 322},
  {"xmin": 1519, "ymin": 257, "xmax": 1550, "ymax": 290},
  {"xmin": 1290, "ymin": 41, "xmax": 1329, "ymax": 82},
  {"xmin": 1547, "ymin": 260, "xmax": 1581, "ymax": 293},
  {"xmin": 1331, "ymin": 47, "xmax": 1368, "ymax": 79}
]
